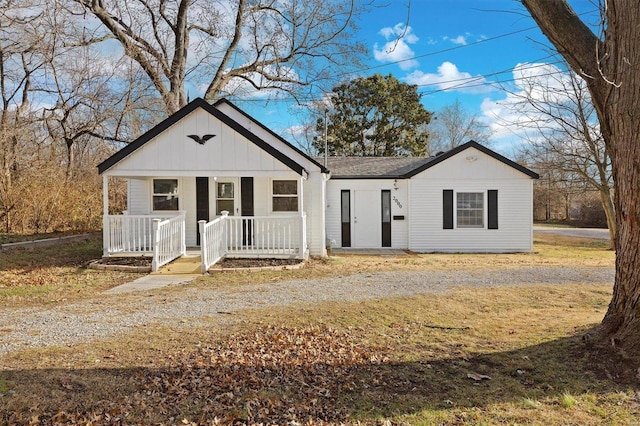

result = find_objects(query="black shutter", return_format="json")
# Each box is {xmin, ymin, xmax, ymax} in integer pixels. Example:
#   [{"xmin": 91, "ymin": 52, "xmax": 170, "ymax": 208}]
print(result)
[
  {"xmin": 341, "ymin": 190, "xmax": 351, "ymax": 247},
  {"xmin": 443, "ymin": 190, "xmax": 454, "ymax": 229},
  {"xmin": 196, "ymin": 177, "xmax": 209, "ymax": 246},
  {"xmin": 488, "ymin": 190, "xmax": 498, "ymax": 229}
]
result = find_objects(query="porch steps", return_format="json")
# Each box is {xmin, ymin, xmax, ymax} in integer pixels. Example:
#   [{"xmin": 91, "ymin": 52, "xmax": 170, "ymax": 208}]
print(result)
[{"xmin": 152, "ymin": 254, "xmax": 202, "ymax": 275}]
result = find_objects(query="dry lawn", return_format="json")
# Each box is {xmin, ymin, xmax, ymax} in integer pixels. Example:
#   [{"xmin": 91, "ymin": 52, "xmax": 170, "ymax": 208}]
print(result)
[
  {"xmin": 0, "ymin": 238, "xmax": 141, "ymax": 307},
  {"xmin": 1, "ymin": 232, "xmax": 633, "ymax": 425}
]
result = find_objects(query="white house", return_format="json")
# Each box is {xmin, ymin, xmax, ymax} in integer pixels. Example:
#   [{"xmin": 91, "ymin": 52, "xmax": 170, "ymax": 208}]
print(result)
[
  {"xmin": 323, "ymin": 143, "xmax": 539, "ymax": 252},
  {"xmin": 97, "ymin": 98, "xmax": 538, "ymax": 271}
]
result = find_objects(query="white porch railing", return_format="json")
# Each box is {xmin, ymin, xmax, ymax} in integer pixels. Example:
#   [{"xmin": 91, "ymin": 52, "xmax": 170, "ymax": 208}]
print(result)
[
  {"xmin": 104, "ymin": 212, "xmax": 179, "ymax": 255},
  {"xmin": 102, "ymin": 211, "xmax": 306, "ymax": 273},
  {"xmin": 103, "ymin": 212, "xmax": 185, "ymax": 272},
  {"xmin": 151, "ymin": 213, "xmax": 186, "ymax": 272},
  {"xmin": 199, "ymin": 212, "xmax": 229, "ymax": 273},
  {"xmin": 224, "ymin": 213, "xmax": 306, "ymax": 259}
]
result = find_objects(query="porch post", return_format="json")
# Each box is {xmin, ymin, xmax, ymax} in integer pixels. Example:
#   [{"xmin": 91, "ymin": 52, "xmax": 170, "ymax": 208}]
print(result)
[
  {"xmin": 102, "ymin": 175, "xmax": 109, "ymax": 257},
  {"xmin": 181, "ymin": 211, "xmax": 186, "ymax": 255},
  {"xmin": 151, "ymin": 218, "xmax": 161, "ymax": 272},
  {"xmin": 300, "ymin": 212, "xmax": 307, "ymax": 259},
  {"xmin": 298, "ymin": 176, "xmax": 305, "ymax": 259},
  {"xmin": 199, "ymin": 220, "xmax": 207, "ymax": 274},
  {"xmin": 299, "ymin": 176, "xmax": 304, "ymax": 212}
]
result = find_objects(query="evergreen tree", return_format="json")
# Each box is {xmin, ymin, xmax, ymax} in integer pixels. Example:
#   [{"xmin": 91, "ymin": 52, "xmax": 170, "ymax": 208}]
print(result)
[{"xmin": 314, "ymin": 74, "xmax": 432, "ymax": 156}]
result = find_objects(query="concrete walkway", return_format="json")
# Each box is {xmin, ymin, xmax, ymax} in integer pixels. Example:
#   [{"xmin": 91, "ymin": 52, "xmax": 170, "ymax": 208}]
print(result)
[{"xmin": 104, "ymin": 274, "xmax": 197, "ymax": 294}]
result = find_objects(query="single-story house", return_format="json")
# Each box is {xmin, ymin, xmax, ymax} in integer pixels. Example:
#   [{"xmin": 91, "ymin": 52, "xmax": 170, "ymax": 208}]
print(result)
[{"xmin": 97, "ymin": 97, "xmax": 539, "ymax": 272}]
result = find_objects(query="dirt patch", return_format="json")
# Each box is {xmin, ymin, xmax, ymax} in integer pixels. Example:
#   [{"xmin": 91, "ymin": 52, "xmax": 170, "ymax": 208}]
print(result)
[
  {"xmin": 87, "ymin": 257, "xmax": 152, "ymax": 273},
  {"xmin": 213, "ymin": 258, "xmax": 303, "ymax": 269}
]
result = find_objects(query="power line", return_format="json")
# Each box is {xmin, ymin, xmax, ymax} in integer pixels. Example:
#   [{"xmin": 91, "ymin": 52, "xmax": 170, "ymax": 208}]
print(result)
[
  {"xmin": 344, "ymin": 25, "xmax": 538, "ymax": 77},
  {"xmin": 229, "ymin": 59, "xmax": 570, "ymax": 103}
]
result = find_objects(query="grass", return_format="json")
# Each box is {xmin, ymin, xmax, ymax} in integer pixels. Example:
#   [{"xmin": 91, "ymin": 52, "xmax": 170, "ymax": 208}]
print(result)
[
  {"xmin": 0, "ymin": 232, "xmax": 631, "ymax": 424},
  {"xmin": 0, "ymin": 233, "xmax": 613, "ymax": 309},
  {"xmin": 1, "ymin": 283, "xmax": 636, "ymax": 424},
  {"xmin": 0, "ymin": 238, "xmax": 142, "ymax": 307}
]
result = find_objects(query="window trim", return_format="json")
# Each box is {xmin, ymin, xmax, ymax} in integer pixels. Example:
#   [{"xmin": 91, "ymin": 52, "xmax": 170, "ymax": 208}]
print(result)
[
  {"xmin": 215, "ymin": 181, "xmax": 235, "ymax": 216},
  {"xmin": 151, "ymin": 178, "xmax": 179, "ymax": 211},
  {"xmin": 271, "ymin": 179, "xmax": 299, "ymax": 213},
  {"xmin": 455, "ymin": 191, "xmax": 485, "ymax": 229}
]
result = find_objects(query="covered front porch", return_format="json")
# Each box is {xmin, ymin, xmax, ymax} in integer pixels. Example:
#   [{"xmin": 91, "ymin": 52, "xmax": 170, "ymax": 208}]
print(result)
[{"xmin": 102, "ymin": 207, "xmax": 308, "ymax": 273}]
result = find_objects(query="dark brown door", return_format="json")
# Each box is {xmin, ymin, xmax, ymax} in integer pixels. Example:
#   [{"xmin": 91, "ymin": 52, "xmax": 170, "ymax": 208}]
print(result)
[
  {"xmin": 196, "ymin": 177, "xmax": 209, "ymax": 246},
  {"xmin": 241, "ymin": 177, "xmax": 254, "ymax": 245}
]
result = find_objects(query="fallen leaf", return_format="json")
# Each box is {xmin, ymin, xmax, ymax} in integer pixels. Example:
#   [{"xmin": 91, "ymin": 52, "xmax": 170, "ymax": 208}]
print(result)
[{"xmin": 467, "ymin": 372, "xmax": 491, "ymax": 381}]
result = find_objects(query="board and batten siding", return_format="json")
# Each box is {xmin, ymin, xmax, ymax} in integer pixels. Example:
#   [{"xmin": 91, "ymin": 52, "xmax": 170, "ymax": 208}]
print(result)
[
  {"xmin": 108, "ymin": 109, "xmax": 294, "ymax": 177},
  {"xmin": 325, "ymin": 179, "xmax": 408, "ymax": 249},
  {"xmin": 216, "ymin": 102, "xmax": 327, "ymax": 256},
  {"xmin": 408, "ymin": 147, "xmax": 534, "ymax": 252}
]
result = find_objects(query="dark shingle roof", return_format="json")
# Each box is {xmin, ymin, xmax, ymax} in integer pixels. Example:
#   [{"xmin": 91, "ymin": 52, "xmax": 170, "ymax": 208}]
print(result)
[
  {"xmin": 316, "ymin": 141, "xmax": 539, "ymax": 179},
  {"xmin": 318, "ymin": 156, "xmax": 433, "ymax": 179}
]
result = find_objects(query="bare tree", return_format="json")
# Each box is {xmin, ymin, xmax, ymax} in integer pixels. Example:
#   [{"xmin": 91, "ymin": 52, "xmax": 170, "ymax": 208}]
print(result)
[
  {"xmin": 67, "ymin": 0, "xmax": 371, "ymax": 114},
  {"xmin": 428, "ymin": 99, "xmax": 492, "ymax": 155},
  {"xmin": 498, "ymin": 60, "xmax": 615, "ymax": 243},
  {"xmin": 0, "ymin": 1, "xmax": 47, "ymax": 230},
  {"xmin": 522, "ymin": 0, "xmax": 640, "ymax": 356}
]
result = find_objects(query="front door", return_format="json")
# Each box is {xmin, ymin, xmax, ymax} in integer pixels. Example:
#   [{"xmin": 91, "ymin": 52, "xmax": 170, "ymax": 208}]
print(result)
[{"xmin": 353, "ymin": 190, "xmax": 380, "ymax": 248}]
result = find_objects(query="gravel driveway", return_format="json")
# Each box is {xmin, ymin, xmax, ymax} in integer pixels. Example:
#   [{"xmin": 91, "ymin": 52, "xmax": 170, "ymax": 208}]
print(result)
[{"xmin": 0, "ymin": 266, "xmax": 613, "ymax": 355}]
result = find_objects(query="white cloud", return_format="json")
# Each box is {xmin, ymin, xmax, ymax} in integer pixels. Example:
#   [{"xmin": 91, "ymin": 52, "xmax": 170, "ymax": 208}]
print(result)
[
  {"xmin": 201, "ymin": 64, "xmax": 300, "ymax": 100},
  {"xmin": 480, "ymin": 62, "xmax": 587, "ymax": 145},
  {"xmin": 404, "ymin": 61, "xmax": 494, "ymax": 94},
  {"xmin": 443, "ymin": 34, "xmax": 468, "ymax": 45},
  {"xmin": 286, "ymin": 124, "xmax": 307, "ymax": 137},
  {"xmin": 373, "ymin": 23, "xmax": 419, "ymax": 71}
]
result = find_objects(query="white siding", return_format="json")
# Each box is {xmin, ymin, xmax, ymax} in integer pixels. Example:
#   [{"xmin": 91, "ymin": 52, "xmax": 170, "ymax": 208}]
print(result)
[
  {"xmin": 215, "ymin": 102, "xmax": 322, "ymax": 174},
  {"xmin": 253, "ymin": 177, "xmax": 270, "ymax": 216},
  {"xmin": 109, "ymin": 105, "xmax": 327, "ymax": 256},
  {"xmin": 128, "ymin": 178, "xmax": 150, "ymax": 214},
  {"xmin": 325, "ymin": 179, "xmax": 408, "ymax": 249},
  {"xmin": 109, "ymin": 109, "xmax": 293, "ymax": 176},
  {"xmin": 304, "ymin": 172, "xmax": 326, "ymax": 256},
  {"xmin": 182, "ymin": 177, "xmax": 197, "ymax": 247},
  {"xmin": 409, "ymin": 148, "xmax": 534, "ymax": 252}
]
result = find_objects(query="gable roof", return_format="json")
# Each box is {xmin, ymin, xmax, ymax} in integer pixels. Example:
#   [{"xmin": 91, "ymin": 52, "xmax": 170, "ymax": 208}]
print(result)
[
  {"xmin": 214, "ymin": 98, "xmax": 329, "ymax": 174},
  {"xmin": 406, "ymin": 140, "xmax": 539, "ymax": 179},
  {"xmin": 322, "ymin": 141, "xmax": 539, "ymax": 179},
  {"xmin": 97, "ymin": 98, "xmax": 307, "ymax": 176}
]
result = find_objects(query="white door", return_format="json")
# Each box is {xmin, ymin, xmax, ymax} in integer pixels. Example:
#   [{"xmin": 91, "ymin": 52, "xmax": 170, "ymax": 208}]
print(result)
[{"xmin": 353, "ymin": 190, "xmax": 380, "ymax": 248}]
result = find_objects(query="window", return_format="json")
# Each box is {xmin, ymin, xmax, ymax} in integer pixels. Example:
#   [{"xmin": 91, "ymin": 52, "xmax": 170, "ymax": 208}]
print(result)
[
  {"xmin": 272, "ymin": 180, "xmax": 298, "ymax": 212},
  {"xmin": 216, "ymin": 182, "xmax": 234, "ymax": 215},
  {"xmin": 457, "ymin": 192, "xmax": 484, "ymax": 228},
  {"xmin": 152, "ymin": 179, "xmax": 178, "ymax": 211}
]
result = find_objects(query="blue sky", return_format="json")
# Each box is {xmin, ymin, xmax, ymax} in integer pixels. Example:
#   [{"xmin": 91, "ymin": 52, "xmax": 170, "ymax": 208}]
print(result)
[{"xmin": 229, "ymin": 0, "xmax": 600, "ymax": 156}]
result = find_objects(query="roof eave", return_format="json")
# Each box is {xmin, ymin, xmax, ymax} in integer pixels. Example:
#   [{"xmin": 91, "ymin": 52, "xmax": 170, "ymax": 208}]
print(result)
[
  {"xmin": 214, "ymin": 98, "xmax": 330, "ymax": 174},
  {"xmin": 98, "ymin": 98, "xmax": 308, "ymax": 177}
]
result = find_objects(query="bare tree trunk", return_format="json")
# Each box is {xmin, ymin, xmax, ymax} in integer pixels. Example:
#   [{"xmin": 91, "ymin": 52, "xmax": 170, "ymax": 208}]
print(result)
[{"xmin": 523, "ymin": 0, "xmax": 640, "ymax": 355}]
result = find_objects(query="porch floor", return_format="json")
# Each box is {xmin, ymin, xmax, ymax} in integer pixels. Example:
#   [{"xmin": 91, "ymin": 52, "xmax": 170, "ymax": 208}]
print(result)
[{"xmin": 152, "ymin": 251, "xmax": 202, "ymax": 275}]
